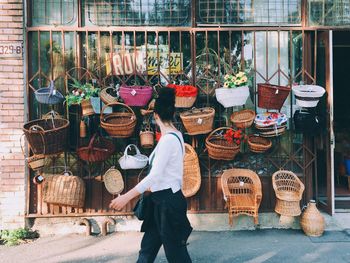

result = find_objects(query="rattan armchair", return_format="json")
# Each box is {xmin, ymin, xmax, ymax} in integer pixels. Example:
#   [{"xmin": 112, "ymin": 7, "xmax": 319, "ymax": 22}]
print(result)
[
  {"xmin": 221, "ymin": 169, "xmax": 262, "ymax": 226},
  {"xmin": 272, "ymin": 170, "xmax": 305, "ymax": 217}
]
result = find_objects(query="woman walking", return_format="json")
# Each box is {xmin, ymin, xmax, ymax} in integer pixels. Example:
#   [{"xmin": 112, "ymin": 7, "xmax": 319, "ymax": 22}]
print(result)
[{"xmin": 110, "ymin": 87, "xmax": 192, "ymax": 263}]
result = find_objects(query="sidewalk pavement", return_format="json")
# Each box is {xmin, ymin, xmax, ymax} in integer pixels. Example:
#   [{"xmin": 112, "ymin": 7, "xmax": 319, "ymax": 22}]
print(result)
[{"xmin": 1, "ymin": 229, "xmax": 350, "ymax": 263}]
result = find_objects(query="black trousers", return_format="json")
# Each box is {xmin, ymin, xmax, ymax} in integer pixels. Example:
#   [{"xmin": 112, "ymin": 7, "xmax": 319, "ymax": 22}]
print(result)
[{"xmin": 136, "ymin": 189, "xmax": 192, "ymax": 263}]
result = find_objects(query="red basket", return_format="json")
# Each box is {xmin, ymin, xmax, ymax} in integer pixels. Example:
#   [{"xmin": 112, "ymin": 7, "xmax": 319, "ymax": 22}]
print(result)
[
  {"xmin": 258, "ymin": 83, "xmax": 291, "ymax": 110},
  {"xmin": 119, "ymin": 85, "xmax": 153, "ymax": 106},
  {"xmin": 167, "ymin": 84, "xmax": 197, "ymax": 108}
]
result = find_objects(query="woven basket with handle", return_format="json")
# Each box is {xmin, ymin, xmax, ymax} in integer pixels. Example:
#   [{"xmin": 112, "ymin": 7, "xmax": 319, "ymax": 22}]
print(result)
[
  {"xmin": 182, "ymin": 143, "xmax": 201, "ymax": 197},
  {"xmin": 230, "ymin": 109, "xmax": 255, "ymax": 129},
  {"xmin": 100, "ymin": 87, "xmax": 119, "ymax": 105},
  {"xmin": 42, "ymin": 171, "xmax": 85, "ymax": 208},
  {"xmin": 77, "ymin": 134, "xmax": 115, "ymax": 162},
  {"xmin": 100, "ymin": 102, "xmax": 137, "ymax": 138},
  {"xmin": 248, "ymin": 135, "xmax": 272, "ymax": 153},
  {"xmin": 180, "ymin": 107, "xmax": 215, "ymax": 135},
  {"xmin": 205, "ymin": 127, "xmax": 240, "ymax": 160}
]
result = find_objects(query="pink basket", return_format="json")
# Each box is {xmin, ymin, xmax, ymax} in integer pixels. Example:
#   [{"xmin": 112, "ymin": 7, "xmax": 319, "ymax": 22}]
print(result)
[{"xmin": 119, "ymin": 85, "xmax": 153, "ymax": 106}]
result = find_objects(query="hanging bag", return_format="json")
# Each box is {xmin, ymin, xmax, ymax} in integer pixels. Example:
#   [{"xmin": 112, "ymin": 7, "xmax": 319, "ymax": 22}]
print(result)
[{"xmin": 118, "ymin": 144, "xmax": 148, "ymax": 170}]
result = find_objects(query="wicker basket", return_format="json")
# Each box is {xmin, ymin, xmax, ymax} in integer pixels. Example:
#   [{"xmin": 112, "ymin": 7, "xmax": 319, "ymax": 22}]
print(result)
[
  {"xmin": 23, "ymin": 118, "xmax": 69, "ymax": 156},
  {"xmin": 100, "ymin": 102, "xmax": 137, "ymax": 138},
  {"xmin": 168, "ymin": 84, "xmax": 197, "ymax": 108},
  {"xmin": 248, "ymin": 135, "xmax": 272, "ymax": 153},
  {"xmin": 182, "ymin": 143, "xmax": 201, "ymax": 197},
  {"xmin": 258, "ymin": 83, "xmax": 291, "ymax": 110},
  {"xmin": 103, "ymin": 167, "xmax": 124, "ymax": 195},
  {"xmin": 230, "ymin": 109, "xmax": 256, "ymax": 129},
  {"xmin": 100, "ymin": 87, "xmax": 119, "ymax": 105},
  {"xmin": 180, "ymin": 107, "xmax": 215, "ymax": 135},
  {"xmin": 20, "ymin": 133, "xmax": 46, "ymax": 171},
  {"xmin": 77, "ymin": 134, "xmax": 115, "ymax": 162},
  {"xmin": 81, "ymin": 98, "xmax": 95, "ymax": 116},
  {"xmin": 35, "ymin": 80, "xmax": 64, "ymax": 105},
  {"xmin": 140, "ymin": 126, "xmax": 154, "ymax": 149},
  {"xmin": 205, "ymin": 127, "xmax": 240, "ymax": 160},
  {"xmin": 42, "ymin": 171, "xmax": 85, "ymax": 208},
  {"xmin": 119, "ymin": 85, "xmax": 153, "ymax": 106}
]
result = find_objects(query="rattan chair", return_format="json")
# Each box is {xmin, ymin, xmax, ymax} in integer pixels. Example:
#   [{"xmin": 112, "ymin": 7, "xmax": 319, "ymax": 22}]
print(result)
[
  {"xmin": 272, "ymin": 170, "xmax": 305, "ymax": 217},
  {"xmin": 221, "ymin": 169, "xmax": 262, "ymax": 226}
]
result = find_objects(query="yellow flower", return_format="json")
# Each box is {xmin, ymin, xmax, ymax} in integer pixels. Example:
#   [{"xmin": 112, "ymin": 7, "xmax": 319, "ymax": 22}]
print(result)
[
  {"xmin": 242, "ymin": 76, "xmax": 247, "ymax": 82},
  {"xmin": 224, "ymin": 74, "xmax": 230, "ymax": 80},
  {"xmin": 237, "ymin": 72, "xmax": 245, "ymax": 78},
  {"xmin": 234, "ymin": 80, "xmax": 241, "ymax": 86},
  {"xmin": 224, "ymin": 82, "xmax": 229, "ymax": 88}
]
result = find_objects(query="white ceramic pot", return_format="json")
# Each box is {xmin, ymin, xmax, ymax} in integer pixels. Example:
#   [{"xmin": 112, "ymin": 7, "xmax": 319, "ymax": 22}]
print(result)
[
  {"xmin": 292, "ymin": 85, "xmax": 325, "ymax": 108},
  {"xmin": 215, "ymin": 86, "xmax": 249, "ymax": 108}
]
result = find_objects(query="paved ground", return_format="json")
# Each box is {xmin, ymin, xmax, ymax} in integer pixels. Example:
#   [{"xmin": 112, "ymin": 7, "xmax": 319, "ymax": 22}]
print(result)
[{"xmin": 1, "ymin": 229, "xmax": 350, "ymax": 263}]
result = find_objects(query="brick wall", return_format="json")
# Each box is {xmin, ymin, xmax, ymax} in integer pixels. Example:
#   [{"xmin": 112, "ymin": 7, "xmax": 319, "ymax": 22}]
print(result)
[{"xmin": 0, "ymin": 0, "xmax": 25, "ymax": 229}]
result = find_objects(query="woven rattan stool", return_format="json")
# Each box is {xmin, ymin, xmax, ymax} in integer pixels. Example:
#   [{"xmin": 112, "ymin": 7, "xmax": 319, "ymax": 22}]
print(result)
[{"xmin": 272, "ymin": 170, "xmax": 305, "ymax": 217}]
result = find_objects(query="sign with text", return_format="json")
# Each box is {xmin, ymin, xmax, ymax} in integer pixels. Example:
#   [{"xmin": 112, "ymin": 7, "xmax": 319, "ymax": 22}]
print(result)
[
  {"xmin": 0, "ymin": 42, "xmax": 23, "ymax": 58},
  {"xmin": 105, "ymin": 45, "xmax": 182, "ymax": 76}
]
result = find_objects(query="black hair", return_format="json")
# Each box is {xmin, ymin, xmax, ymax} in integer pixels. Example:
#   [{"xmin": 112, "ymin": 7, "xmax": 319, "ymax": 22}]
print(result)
[{"xmin": 154, "ymin": 87, "xmax": 176, "ymax": 122}]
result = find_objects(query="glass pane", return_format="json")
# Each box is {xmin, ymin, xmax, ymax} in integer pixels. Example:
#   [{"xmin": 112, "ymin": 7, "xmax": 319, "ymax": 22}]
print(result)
[
  {"xmin": 84, "ymin": 0, "xmax": 191, "ymax": 26},
  {"xmin": 197, "ymin": 0, "xmax": 301, "ymax": 25},
  {"xmin": 309, "ymin": 0, "xmax": 350, "ymax": 26},
  {"xmin": 30, "ymin": 0, "xmax": 77, "ymax": 26}
]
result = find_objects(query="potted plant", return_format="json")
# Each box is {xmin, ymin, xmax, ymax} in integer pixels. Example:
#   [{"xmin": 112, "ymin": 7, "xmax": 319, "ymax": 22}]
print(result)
[
  {"xmin": 215, "ymin": 71, "xmax": 250, "ymax": 108},
  {"xmin": 66, "ymin": 78, "xmax": 100, "ymax": 116}
]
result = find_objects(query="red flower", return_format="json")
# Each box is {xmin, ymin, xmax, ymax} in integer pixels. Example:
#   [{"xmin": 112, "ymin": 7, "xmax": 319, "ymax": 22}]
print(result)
[{"xmin": 236, "ymin": 139, "xmax": 241, "ymax": 145}]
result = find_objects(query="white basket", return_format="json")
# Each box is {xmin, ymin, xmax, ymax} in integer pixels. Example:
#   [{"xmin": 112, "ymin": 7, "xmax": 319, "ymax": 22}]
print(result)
[
  {"xmin": 292, "ymin": 85, "xmax": 325, "ymax": 108},
  {"xmin": 118, "ymin": 144, "xmax": 149, "ymax": 170},
  {"xmin": 215, "ymin": 86, "xmax": 249, "ymax": 108}
]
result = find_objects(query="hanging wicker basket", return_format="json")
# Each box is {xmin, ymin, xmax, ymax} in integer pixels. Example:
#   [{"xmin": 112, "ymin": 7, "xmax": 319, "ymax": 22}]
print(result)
[
  {"xmin": 182, "ymin": 144, "xmax": 201, "ymax": 198},
  {"xmin": 23, "ymin": 116, "xmax": 69, "ymax": 156},
  {"xmin": 119, "ymin": 85, "xmax": 153, "ymax": 107},
  {"xmin": 35, "ymin": 80, "xmax": 64, "ymax": 105},
  {"xmin": 100, "ymin": 87, "xmax": 119, "ymax": 105},
  {"xmin": 20, "ymin": 133, "xmax": 46, "ymax": 171},
  {"xmin": 81, "ymin": 98, "xmax": 95, "ymax": 116},
  {"xmin": 103, "ymin": 167, "xmax": 124, "ymax": 195},
  {"xmin": 230, "ymin": 109, "xmax": 256, "ymax": 129},
  {"xmin": 205, "ymin": 127, "xmax": 240, "ymax": 160},
  {"xmin": 140, "ymin": 125, "xmax": 154, "ymax": 149},
  {"xmin": 180, "ymin": 107, "xmax": 215, "ymax": 135},
  {"xmin": 248, "ymin": 135, "xmax": 272, "ymax": 153},
  {"xmin": 77, "ymin": 134, "xmax": 115, "ymax": 162},
  {"xmin": 100, "ymin": 102, "xmax": 137, "ymax": 138},
  {"xmin": 167, "ymin": 84, "xmax": 197, "ymax": 108},
  {"xmin": 258, "ymin": 83, "xmax": 291, "ymax": 110},
  {"xmin": 42, "ymin": 171, "xmax": 85, "ymax": 208}
]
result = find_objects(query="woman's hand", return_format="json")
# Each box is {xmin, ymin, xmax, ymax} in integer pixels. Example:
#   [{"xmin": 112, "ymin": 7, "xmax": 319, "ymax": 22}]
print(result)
[{"xmin": 109, "ymin": 194, "xmax": 130, "ymax": 211}]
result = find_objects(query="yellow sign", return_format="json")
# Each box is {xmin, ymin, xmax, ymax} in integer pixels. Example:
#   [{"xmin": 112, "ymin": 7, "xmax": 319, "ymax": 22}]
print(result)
[{"xmin": 105, "ymin": 45, "xmax": 182, "ymax": 75}]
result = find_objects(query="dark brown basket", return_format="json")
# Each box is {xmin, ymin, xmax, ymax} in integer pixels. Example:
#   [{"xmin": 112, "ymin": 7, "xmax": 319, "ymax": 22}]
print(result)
[
  {"xmin": 23, "ymin": 118, "xmax": 69, "ymax": 156},
  {"xmin": 77, "ymin": 134, "xmax": 115, "ymax": 162},
  {"xmin": 205, "ymin": 127, "xmax": 240, "ymax": 160},
  {"xmin": 100, "ymin": 102, "xmax": 137, "ymax": 138},
  {"xmin": 258, "ymin": 83, "xmax": 291, "ymax": 110},
  {"xmin": 248, "ymin": 135, "xmax": 272, "ymax": 153}
]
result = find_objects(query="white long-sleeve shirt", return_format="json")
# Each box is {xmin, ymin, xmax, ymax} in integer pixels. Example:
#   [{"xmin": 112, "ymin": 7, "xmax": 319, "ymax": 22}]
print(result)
[{"xmin": 135, "ymin": 131, "xmax": 185, "ymax": 194}]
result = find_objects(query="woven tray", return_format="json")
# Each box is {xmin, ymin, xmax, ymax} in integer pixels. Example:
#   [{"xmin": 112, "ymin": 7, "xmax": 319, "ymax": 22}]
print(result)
[{"xmin": 103, "ymin": 167, "xmax": 124, "ymax": 195}]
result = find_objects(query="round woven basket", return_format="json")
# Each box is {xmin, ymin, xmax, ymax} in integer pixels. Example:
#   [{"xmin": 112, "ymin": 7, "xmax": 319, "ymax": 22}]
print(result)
[
  {"xmin": 182, "ymin": 144, "xmax": 201, "ymax": 197},
  {"xmin": 100, "ymin": 87, "xmax": 119, "ymax": 105},
  {"xmin": 140, "ymin": 130, "xmax": 154, "ymax": 148},
  {"xmin": 205, "ymin": 127, "xmax": 240, "ymax": 160},
  {"xmin": 248, "ymin": 135, "xmax": 272, "ymax": 153},
  {"xmin": 230, "ymin": 109, "xmax": 256, "ymax": 129},
  {"xmin": 100, "ymin": 102, "xmax": 137, "ymax": 138},
  {"xmin": 175, "ymin": 96, "xmax": 196, "ymax": 108},
  {"xmin": 103, "ymin": 167, "xmax": 124, "ymax": 195},
  {"xmin": 27, "ymin": 154, "xmax": 45, "ymax": 170},
  {"xmin": 180, "ymin": 107, "xmax": 215, "ymax": 135},
  {"xmin": 77, "ymin": 134, "xmax": 115, "ymax": 162}
]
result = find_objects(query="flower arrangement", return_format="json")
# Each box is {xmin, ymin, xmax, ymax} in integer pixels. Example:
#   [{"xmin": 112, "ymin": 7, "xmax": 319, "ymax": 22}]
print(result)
[
  {"xmin": 224, "ymin": 128, "xmax": 244, "ymax": 145},
  {"xmin": 223, "ymin": 71, "xmax": 248, "ymax": 88},
  {"xmin": 66, "ymin": 78, "xmax": 100, "ymax": 106}
]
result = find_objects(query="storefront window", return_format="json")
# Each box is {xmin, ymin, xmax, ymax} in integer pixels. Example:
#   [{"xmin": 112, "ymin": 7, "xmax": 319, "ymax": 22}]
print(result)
[
  {"xmin": 83, "ymin": 0, "xmax": 191, "ymax": 26},
  {"xmin": 309, "ymin": 0, "xmax": 350, "ymax": 26},
  {"xmin": 29, "ymin": 0, "xmax": 78, "ymax": 26},
  {"xmin": 197, "ymin": 0, "xmax": 301, "ymax": 25}
]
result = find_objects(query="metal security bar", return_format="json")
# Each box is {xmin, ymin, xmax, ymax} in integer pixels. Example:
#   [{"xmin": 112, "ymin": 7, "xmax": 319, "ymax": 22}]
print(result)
[
  {"xmin": 84, "ymin": 0, "xmax": 191, "ymax": 26},
  {"xmin": 197, "ymin": 0, "xmax": 301, "ymax": 25}
]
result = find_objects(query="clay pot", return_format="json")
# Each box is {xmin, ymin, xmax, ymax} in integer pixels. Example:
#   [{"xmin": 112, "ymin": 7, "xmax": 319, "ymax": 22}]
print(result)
[{"xmin": 300, "ymin": 200, "xmax": 325, "ymax": 237}]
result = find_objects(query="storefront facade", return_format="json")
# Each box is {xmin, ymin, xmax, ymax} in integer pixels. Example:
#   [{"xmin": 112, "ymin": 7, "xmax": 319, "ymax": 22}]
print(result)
[{"xmin": 1, "ymin": 0, "xmax": 350, "ymax": 229}]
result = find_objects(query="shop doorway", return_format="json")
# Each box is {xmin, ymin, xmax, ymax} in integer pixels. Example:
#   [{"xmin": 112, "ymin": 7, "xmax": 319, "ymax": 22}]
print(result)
[{"xmin": 333, "ymin": 31, "xmax": 350, "ymax": 210}]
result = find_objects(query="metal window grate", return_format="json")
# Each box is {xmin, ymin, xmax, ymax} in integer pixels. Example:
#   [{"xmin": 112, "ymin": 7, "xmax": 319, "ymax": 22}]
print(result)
[
  {"xmin": 309, "ymin": 0, "xmax": 350, "ymax": 26},
  {"xmin": 197, "ymin": 0, "xmax": 301, "ymax": 25},
  {"xmin": 85, "ymin": 0, "xmax": 191, "ymax": 26},
  {"xmin": 30, "ymin": 0, "xmax": 77, "ymax": 26}
]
